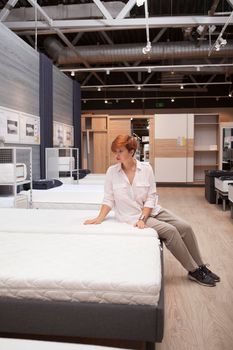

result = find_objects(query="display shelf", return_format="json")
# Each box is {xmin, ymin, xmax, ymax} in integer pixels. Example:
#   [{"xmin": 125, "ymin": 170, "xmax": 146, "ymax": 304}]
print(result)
[
  {"xmin": 46, "ymin": 148, "xmax": 79, "ymax": 183},
  {"xmin": 194, "ymin": 114, "xmax": 219, "ymax": 183},
  {"xmin": 0, "ymin": 147, "xmax": 32, "ymax": 208}
]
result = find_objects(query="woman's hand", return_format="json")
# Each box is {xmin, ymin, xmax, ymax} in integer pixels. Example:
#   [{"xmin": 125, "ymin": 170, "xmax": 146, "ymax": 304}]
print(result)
[
  {"xmin": 84, "ymin": 217, "xmax": 103, "ymax": 225},
  {"xmin": 135, "ymin": 220, "xmax": 147, "ymax": 229}
]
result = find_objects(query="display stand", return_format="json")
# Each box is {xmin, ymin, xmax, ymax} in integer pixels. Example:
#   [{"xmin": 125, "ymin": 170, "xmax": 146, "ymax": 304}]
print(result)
[
  {"xmin": 46, "ymin": 148, "xmax": 79, "ymax": 184},
  {"xmin": 0, "ymin": 147, "xmax": 32, "ymax": 208}
]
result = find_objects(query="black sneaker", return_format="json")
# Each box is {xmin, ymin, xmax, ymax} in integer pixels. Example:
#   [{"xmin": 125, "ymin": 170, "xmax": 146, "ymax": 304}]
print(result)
[
  {"xmin": 200, "ymin": 265, "xmax": 220, "ymax": 282},
  {"xmin": 188, "ymin": 267, "xmax": 216, "ymax": 287}
]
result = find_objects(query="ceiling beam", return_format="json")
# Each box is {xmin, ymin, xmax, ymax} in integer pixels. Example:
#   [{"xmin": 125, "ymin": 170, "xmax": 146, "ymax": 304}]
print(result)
[
  {"xmin": 25, "ymin": 0, "xmax": 104, "ymax": 84},
  {"xmin": 0, "ymin": 0, "xmax": 19, "ymax": 22},
  {"xmin": 226, "ymin": 0, "xmax": 233, "ymax": 7},
  {"xmin": 5, "ymin": 16, "xmax": 233, "ymax": 33},
  {"xmin": 92, "ymin": 0, "xmax": 113, "ymax": 20},
  {"xmin": 61, "ymin": 63, "xmax": 233, "ymax": 74},
  {"xmin": 116, "ymin": 0, "xmax": 136, "ymax": 19}
]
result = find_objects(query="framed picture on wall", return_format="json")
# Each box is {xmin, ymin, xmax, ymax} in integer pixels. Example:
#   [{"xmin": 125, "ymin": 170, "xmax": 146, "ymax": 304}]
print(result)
[
  {"xmin": 53, "ymin": 121, "xmax": 64, "ymax": 147},
  {"xmin": 19, "ymin": 113, "xmax": 40, "ymax": 144},
  {"xmin": 0, "ymin": 106, "xmax": 20, "ymax": 143},
  {"xmin": 63, "ymin": 124, "xmax": 74, "ymax": 147}
]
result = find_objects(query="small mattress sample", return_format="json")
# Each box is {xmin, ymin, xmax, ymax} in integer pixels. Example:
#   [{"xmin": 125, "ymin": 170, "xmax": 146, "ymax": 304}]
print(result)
[
  {"xmin": 47, "ymin": 183, "xmax": 104, "ymax": 193},
  {"xmin": 0, "ymin": 338, "xmax": 128, "ymax": 350},
  {"xmin": 0, "ymin": 196, "xmax": 14, "ymax": 208},
  {"xmin": 58, "ymin": 157, "xmax": 75, "ymax": 171},
  {"xmin": 229, "ymin": 183, "xmax": 233, "ymax": 202},
  {"xmin": 0, "ymin": 163, "xmax": 27, "ymax": 183},
  {"xmin": 215, "ymin": 176, "xmax": 233, "ymax": 192},
  {"xmin": 21, "ymin": 189, "xmax": 103, "ymax": 209},
  {"xmin": 0, "ymin": 232, "xmax": 161, "ymax": 306},
  {"xmin": 0, "ymin": 208, "xmax": 158, "ymax": 238}
]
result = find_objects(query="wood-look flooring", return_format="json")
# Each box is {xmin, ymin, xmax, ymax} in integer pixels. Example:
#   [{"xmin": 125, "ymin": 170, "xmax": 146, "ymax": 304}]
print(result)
[{"xmin": 156, "ymin": 187, "xmax": 233, "ymax": 350}]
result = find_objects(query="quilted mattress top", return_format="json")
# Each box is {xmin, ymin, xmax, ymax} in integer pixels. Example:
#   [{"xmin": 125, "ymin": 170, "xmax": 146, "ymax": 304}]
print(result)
[
  {"xmin": 0, "ymin": 232, "xmax": 161, "ymax": 306},
  {"xmin": 0, "ymin": 208, "xmax": 158, "ymax": 238}
]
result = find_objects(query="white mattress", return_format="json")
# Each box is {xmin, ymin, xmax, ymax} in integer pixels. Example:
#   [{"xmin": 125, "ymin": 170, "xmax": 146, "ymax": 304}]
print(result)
[
  {"xmin": 215, "ymin": 177, "xmax": 233, "ymax": 192},
  {"xmin": 58, "ymin": 156, "xmax": 75, "ymax": 171},
  {"xmin": 0, "ymin": 208, "xmax": 158, "ymax": 238},
  {"xmin": 0, "ymin": 232, "xmax": 161, "ymax": 306},
  {"xmin": 21, "ymin": 188, "xmax": 103, "ymax": 209},
  {"xmin": 48, "ymin": 184, "xmax": 104, "ymax": 193},
  {"xmin": 229, "ymin": 184, "xmax": 233, "ymax": 202},
  {"xmin": 0, "ymin": 196, "xmax": 15, "ymax": 208},
  {"xmin": 0, "ymin": 338, "xmax": 128, "ymax": 350},
  {"xmin": 79, "ymin": 174, "xmax": 106, "ymax": 185},
  {"xmin": 0, "ymin": 163, "xmax": 27, "ymax": 183}
]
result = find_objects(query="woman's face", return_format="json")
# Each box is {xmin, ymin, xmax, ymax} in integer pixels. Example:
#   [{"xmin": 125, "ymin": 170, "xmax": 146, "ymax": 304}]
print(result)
[{"xmin": 114, "ymin": 146, "xmax": 133, "ymax": 163}]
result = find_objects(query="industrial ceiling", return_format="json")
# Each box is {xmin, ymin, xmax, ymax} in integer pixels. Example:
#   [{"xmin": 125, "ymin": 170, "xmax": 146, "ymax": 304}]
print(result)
[{"xmin": 1, "ymin": 0, "xmax": 233, "ymax": 110}]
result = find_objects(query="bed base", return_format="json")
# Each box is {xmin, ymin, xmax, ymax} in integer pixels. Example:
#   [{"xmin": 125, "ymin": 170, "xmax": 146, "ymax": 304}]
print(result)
[{"xmin": 0, "ymin": 248, "xmax": 164, "ymax": 350}]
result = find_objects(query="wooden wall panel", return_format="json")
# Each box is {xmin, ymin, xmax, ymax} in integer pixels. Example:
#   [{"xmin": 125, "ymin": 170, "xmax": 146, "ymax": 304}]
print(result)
[
  {"xmin": 154, "ymin": 139, "xmax": 193, "ymax": 157},
  {"xmin": 93, "ymin": 132, "xmax": 108, "ymax": 173},
  {"xmin": 108, "ymin": 118, "xmax": 131, "ymax": 165}
]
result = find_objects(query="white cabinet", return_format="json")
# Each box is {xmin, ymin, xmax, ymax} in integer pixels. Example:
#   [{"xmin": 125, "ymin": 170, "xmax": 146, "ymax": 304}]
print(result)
[
  {"xmin": 154, "ymin": 114, "xmax": 194, "ymax": 183},
  {"xmin": 46, "ymin": 148, "xmax": 79, "ymax": 183},
  {"xmin": 0, "ymin": 147, "xmax": 32, "ymax": 208}
]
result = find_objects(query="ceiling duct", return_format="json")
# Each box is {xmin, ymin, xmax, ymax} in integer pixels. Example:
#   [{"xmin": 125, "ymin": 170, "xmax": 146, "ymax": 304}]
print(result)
[
  {"xmin": 5, "ymin": 2, "xmax": 126, "ymax": 21},
  {"xmin": 44, "ymin": 37, "xmax": 233, "ymax": 65}
]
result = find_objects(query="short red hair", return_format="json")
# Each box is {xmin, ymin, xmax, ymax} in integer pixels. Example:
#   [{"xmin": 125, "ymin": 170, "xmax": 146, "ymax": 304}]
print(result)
[{"xmin": 111, "ymin": 135, "xmax": 138, "ymax": 155}]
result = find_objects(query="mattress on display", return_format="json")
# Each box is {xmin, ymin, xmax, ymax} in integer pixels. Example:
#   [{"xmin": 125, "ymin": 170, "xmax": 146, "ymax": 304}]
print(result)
[
  {"xmin": 0, "ymin": 208, "xmax": 158, "ymax": 238},
  {"xmin": 21, "ymin": 188, "xmax": 104, "ymax": 209},
  {"xmin": 0, "ymin": 338, "xmax": 129, "ymax": 350},
  {"xmin": 0, "ymin": 163, "xmax": 27, "ymax": 183},
  {"xmin": 214, "ymin": 176, "xmax": 233, "ymax": 193},
  {"xmin": 229, "ymin": 183, "xmax": 233, "ymax": 202},
  {"xmin": 0, "ymin": 232, "xmax": 161, "ymax": 306}
]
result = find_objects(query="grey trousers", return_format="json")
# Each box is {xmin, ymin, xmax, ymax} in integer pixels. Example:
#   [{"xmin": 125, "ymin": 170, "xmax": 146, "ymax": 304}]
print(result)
[{"xmin": 146, "ymin": 208, "xmax": 204, "ymax": 272}]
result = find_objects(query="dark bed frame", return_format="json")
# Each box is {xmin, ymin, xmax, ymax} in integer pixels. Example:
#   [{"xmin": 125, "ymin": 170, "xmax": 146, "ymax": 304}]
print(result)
[{"xmin": 0, "ymin": 248, "xmax": 164, "ymax": 350}]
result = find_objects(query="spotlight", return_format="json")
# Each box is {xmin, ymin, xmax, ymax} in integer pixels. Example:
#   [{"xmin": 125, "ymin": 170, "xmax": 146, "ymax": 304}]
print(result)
[
  {"xmin": 106, "ymin": 70, "xmax": 110, "ymax": 75},
  {"xmin": 97, "ymin": 87, "xmax": 101, "ymax": 92},
  {"xmin": 171, "ymin": 70, "xmax": 174, "ymax": 75},
  {"xmin": 104, "ymin": 99, "xmax": 108, "ymax": 104},
  {"xmin": 147, "ymin": 67, "xmax": 152, "ymax": 74},
  {"xmin": 180, "ymin": 85, "xmax": 184, "ymax": 90},
  {"xmin": 228, "ymin": 92, "xmax": 232, "ymax": 97},
  {"xmin": 196, "ymin": 25, "xmax": 205, "ymax": 35},
  {"xmin": 83, "ymin": 99, "xmax": 86, "ymax": 104},
  {"xmin": 214, "ymin": 37, "xmax": 227, "ymax": 51},
  {"xmin": 137, "ymin": 86, "xmax": 141, "ymax": 90},
  {"xmin": 196, "ymin": 66, "xmax": 200, "ymax": 72},
  {"xmin": 142, "ymin": 41, "xmax": 152, "ymax": 55},
  {"xmin": 171, "ymin": 98, "xmax": 175, "ymax": 103},
  {"xmin": 131, "ymin": 99, "xmax": 135, "ymax": 103},
  {"xmin": 136, "ymin": 0, "xmax": 145, "ymax": 6},
  {"xmin": 209, "ymin": 25, "xmax": 216, "ymax": 34},
  {"xmin": 71, "ymin": 71, "xmax": 75, "ymax": 77}
]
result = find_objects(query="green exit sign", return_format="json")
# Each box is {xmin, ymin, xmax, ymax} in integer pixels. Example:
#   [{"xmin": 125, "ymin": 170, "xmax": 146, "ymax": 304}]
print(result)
[{"xmin": 155, "ymin": 101, "xmax": 165, "ymax": 108}]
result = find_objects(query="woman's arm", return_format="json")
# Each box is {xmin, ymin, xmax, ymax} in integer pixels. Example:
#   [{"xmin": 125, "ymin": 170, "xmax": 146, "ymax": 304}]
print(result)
[
  {"xmin": 84, "ymin": 204, "xmax": 112, "ymax": 225},
  {"xmin": 135, "ymin": 207, "xmax": 152, "ymax": 229}
]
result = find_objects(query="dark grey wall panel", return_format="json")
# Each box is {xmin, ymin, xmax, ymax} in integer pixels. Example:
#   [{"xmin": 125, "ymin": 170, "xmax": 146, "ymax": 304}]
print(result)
[
  {"xmin": 53, "ymin": 66, "xmax": 73, "ymax": 125},
  {"xmin": 0, "ymin": 23, "xmax": 40, "ymax": 179},
  {"xmin": 0, "ymin": 23, "xmax": 39, "ymax": 116}
]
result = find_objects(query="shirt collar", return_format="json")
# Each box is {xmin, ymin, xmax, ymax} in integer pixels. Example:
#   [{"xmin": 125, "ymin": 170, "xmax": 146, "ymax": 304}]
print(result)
[{"xmin": 117, "ymin": 159, "xmax": 142, "ymax": 172}]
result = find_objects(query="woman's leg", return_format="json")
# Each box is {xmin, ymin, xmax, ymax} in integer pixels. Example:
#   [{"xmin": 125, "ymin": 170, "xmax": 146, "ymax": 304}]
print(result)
[
  {"xmin": 146, "ymin": 215, "xmax": 198, "ymax": 272},
  {"xmin": 153, "ymin": 208, "xmax": 204, "ymax": 267}
]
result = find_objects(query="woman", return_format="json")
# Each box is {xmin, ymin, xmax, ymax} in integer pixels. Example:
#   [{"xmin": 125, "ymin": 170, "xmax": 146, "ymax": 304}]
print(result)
[{"xmin": 84, "ymin": 135, "xmax": 220, "ymax": 287}]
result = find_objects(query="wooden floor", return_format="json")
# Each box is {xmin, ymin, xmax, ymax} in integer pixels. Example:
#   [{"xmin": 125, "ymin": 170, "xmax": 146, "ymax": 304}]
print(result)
[{"xmin": 156, "ymin": 187, "xmax": 233, "ymax": 350}]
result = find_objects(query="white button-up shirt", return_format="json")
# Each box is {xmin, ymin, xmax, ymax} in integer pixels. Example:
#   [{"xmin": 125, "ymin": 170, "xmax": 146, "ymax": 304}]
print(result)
[{"xmin": 102, "ymin": 160, "xmax": 161, "ymax": 225}]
